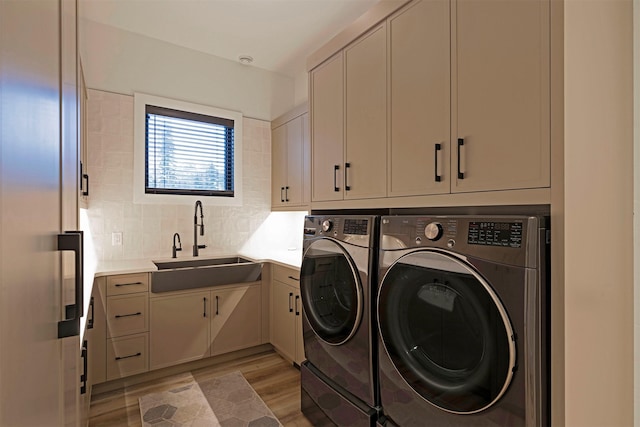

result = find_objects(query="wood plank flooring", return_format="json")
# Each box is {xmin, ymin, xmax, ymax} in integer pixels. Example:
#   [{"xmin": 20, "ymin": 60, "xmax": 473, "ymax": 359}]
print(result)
[{"xmin": 88, "ymin": 350, "xmax": 314, "ymax": 427}]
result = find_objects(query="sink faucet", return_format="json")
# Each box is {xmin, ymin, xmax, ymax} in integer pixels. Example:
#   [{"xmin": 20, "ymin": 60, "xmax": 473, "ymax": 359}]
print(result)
[
  {"xmin": 193, "ymin": 200, "xmax": 206, "ymax": 256},
  {"xmin": 172, "ymin": 233, "xmax": 182, "ymax": 258}
]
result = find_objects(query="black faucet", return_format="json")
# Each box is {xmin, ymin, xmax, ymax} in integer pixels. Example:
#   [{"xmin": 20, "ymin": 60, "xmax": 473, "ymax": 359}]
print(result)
[
  {"xmin": 172, "ymin": 233, "xmax": 182, "ymax": 258},
  {"xmin": 193, "ymin": 200, "xmax": 206, "ymax": 256}
]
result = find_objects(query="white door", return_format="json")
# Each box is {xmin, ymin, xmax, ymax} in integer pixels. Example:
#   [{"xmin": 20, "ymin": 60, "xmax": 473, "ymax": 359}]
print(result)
[{"xmin": 0, "ymin": 0, "xmax": 79, "ymax": 425}]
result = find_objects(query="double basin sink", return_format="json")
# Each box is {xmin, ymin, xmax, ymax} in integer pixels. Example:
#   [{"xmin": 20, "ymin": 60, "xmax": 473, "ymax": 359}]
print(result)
[{"xmin": 151, "ymin": 256, "xmax": 262, "ymax": 293}]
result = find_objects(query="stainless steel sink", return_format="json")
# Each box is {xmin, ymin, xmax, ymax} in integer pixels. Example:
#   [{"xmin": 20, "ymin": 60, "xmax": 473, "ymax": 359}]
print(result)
[{"xmin": 151, "ymin": 256, "xmax": 262, "ymax": 293}]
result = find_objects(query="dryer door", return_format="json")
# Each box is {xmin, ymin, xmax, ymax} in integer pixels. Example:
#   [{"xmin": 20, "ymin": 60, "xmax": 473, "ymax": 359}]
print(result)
[
  {"xmin": 378, "ymin": 249, "xmax": 516, "ymax": 414},
  {"xmin": 300, "ymin": 238, "xmax": 362, "ymax": 346}
]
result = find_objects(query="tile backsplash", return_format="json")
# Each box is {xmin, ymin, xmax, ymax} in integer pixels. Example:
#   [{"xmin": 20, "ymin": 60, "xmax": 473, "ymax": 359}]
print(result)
[{"xmin": 85, "ymin": 89, "xmax": 276, "ymax": 262}]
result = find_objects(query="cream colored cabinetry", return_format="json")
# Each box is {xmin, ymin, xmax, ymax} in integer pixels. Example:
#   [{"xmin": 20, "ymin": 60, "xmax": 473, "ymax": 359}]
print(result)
[
  {"xmin": 271, "ymin": 106, "xmax": 310, "ymax": 209},
  {"xmin": 309, "ymin": 0, "xmax": 551, "ymax": 207},
  {"xmin": 388, "ymin": 0, "xmax": 450, "ymax": 197},
  {"xmin": 89, "ymin": 278, "xmax": 107, "ymax": 385},
  {"xmin": 149, "ymin": 290, "xmax": 210, "ymax": 370},
  {"xmin": 104, "ymin": 273, "xmax": 150, "ymax": 380},
  {"xmin": 150, "ymin": 283, "xmax": 262, "ymax": 370},
  {"xmin": 451, "ymin": 0, "xmax": 550, "ymax": 192},
  {"xmin": 270, "ymin": 265, "xmax": 305, "ymax": 365},
  {"xmin": 79, "ymin": 59, "xmax": 89, "ymax": 208},
  {"xmin": 311, "ymin": 24, "xmax": 387, "ymax": 202}
]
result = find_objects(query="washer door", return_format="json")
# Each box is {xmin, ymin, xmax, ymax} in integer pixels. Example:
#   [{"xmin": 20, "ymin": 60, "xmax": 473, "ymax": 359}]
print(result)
[
  {"xmin": 378, "ymin": 250, "xmax": 516, "ymax": 414},
  {"xmin": 300, "ymin": 238, "xmax": 362, "ymax": 346}
]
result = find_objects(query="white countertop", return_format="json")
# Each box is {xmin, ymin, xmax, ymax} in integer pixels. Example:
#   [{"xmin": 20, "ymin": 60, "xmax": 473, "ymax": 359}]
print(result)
[{"xmin": 95, "ymin": 249, "xmax": 303, "ymax": 277}]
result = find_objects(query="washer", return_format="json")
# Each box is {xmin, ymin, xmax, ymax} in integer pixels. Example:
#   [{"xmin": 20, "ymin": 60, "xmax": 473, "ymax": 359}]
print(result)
[
  {"xmin": 300, "ymin": 215, "xmax": 379, "ymax": 426},
  {"xmin": 377, "ymin": 215, "xmax": 549, "ymax": 426}
]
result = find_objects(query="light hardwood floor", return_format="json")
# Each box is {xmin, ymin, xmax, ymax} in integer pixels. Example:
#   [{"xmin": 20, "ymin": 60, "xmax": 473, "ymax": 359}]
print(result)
[{"xmin": 88, "ymin": 350, "xmax": 314, "ymax": 426}]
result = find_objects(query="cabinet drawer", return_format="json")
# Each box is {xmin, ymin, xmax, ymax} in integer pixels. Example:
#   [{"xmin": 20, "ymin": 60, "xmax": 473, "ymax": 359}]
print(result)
[
  {"xmin": 106, "ymin": 294, "xmax": 148, "ymax": 338},
  {"xmin": 106, "ymin": 273, "xmax": 149, "ymax": 296},
  {"xmin": 272, "ymin": 265, "xmax": 300, "ymax": 288},
  {"xmin": 106, "ymin": 333, "xmax": 148, "ymax": 380}
]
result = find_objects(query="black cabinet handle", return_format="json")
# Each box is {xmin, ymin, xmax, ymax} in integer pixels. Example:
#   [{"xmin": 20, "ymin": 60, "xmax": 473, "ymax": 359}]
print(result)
[
  {"xmin": 287, "ymin": 275, "xmax": 300, "ymax": 282},
  {"xmin": 216, "ymin": 295, "xmax": 219, "ymax": 315},
  {"xmin": 280, "ymin": 187, "xmax": 284, "ymax": 202},
  {"xmin": 115, "ymin": 281, "xmax": 143, "ymax": 287},
  {"xmin": 80, "ymin": 340, "xmax": 88, "ymax": 395},
  {"xmin": 333, "ymin": 165, "xmax": 340, "ymax": 192},
  {"xmin": 344, "ymin": 162, "xmax": 351, "ymax": 191},
  {"xmin": 457, "ymin": 138, "xmax": 465, "ymax": 179},
  {"xmin": 203, "ymin": 297, "xmax": 206, "ymax": 318},
  {"xmin": 295, "ymin": 295, "xmax": 300, "ymax": 316},
  {"xmin": 285, "ymin": 186, "xmax": 289, "ymax": 202},
  {"xmin": 114, "ymin": 312, "xmax": 142, "ymax": 319},
  {"xmin": 87, "ymin": 296, "xmax": 95, "ymax": 330},
  {"xmin": 289, "ymin": 292, "xmax": 293, "ymax": 313},
  {"xmin": 115, "ymin": 352, "xmax": 141, "ymax": 361},
  {"xmin": 57, "ymin": 231, "xmax": 83, "ymax": 338},
  {"xmin": 434, "ymin": 143, "xmax": 442, "ymax": 182},
  {"xmin": 82, "ymin": 174, "xmax": 89, "ymax": 196}
]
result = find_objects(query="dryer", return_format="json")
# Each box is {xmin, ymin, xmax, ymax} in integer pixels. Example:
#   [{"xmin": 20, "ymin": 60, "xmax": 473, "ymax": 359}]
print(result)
[
  {"xmin": 300, "ymin": 215, "xmax": 379, "ymax": 426},
  {"xmin": 377, "ymin": 215, "xmax": 549, "ymax": 426}
]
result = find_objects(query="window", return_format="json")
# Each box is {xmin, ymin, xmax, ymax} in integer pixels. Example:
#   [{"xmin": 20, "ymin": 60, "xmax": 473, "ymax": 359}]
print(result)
[
  {"xmin": 145, "ymin": 105, "xmax": 234, "ymax": 196},
  {"xmin": 134, "ymin": 93, "xmax": 243, "ymax": 205}
]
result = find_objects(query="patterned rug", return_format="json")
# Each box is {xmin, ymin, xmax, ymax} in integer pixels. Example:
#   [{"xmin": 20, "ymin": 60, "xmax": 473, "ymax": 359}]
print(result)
[{"xmin": 139, "ymin": 371, "xmax": 282, "ymax": 426}]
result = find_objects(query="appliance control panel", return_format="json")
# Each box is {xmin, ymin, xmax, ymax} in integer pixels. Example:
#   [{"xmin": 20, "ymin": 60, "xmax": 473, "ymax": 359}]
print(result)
[{"xmin": 304, "ymin": 215, "xmax": 376, "ymax": 248}]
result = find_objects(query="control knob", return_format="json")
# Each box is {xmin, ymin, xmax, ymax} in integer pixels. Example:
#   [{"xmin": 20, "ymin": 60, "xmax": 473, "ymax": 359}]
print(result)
[
  {"xmin": 424, "ymin": 222, "xmax": 444, "ymax": 241},
  {"xmin": 321, "ymin": 219, "xmax": 333, "ymax": 232}
]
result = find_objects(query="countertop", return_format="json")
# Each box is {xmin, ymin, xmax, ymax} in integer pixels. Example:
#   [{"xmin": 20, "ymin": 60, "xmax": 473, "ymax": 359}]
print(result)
[{"xmin": 94, "ymin": 249, "xmax": 303, "ymax": 277}]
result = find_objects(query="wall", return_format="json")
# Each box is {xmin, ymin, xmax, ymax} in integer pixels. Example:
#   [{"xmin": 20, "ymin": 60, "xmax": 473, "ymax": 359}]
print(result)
[
  {"xmin": 635, "ymin": 0, "xmax": 640, "ymax": 424},
  {"xmin": 564, "ymin": 1, "xmax": 634, "ymax": 426},
  {"xmin": 85, "ymin": 89, "xmax": 272, "ymax": 261},
  {"xmin": 80, "ymin": 19, "xmax": 295, "ymax": 121}
]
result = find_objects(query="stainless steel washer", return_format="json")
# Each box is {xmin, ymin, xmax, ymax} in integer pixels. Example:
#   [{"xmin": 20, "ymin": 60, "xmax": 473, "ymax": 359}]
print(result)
[{"xmin": 377, "ymin": 215, "xmax": 549, "ymax": 426}]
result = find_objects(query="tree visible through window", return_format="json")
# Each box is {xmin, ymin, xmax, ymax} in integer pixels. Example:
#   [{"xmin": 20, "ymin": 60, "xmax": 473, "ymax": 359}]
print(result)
[{"xmin": 145, "ymin": 105, "xmax": 234, "ymax": 196}]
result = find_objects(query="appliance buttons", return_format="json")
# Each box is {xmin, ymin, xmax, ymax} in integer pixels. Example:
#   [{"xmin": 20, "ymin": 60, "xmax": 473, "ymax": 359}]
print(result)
[
  {"xmin": 447, "ymin": 239, "xmax": 456, "ymax": 248},
  {"xmin": 321, "ymin": 220, "xmax": 333, "ymax": 232},
  {"xmin": 425, "ymin": 222, "xmax": 444, "ymax": 241}
]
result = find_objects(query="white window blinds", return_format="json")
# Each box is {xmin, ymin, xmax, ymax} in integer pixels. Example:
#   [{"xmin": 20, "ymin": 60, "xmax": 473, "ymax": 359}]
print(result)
[{"xmin": 145, "ymin": 105, "xmax": 234, "ymax": 196}]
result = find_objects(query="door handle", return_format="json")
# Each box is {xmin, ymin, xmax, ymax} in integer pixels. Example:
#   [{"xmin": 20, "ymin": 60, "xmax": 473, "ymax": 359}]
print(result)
[
  {"xmin": 87, "ymin": 296, "xmax": 95, "ymax": 329},
  {"xmin": 333, "ymin": 165, "xmax": 340, "ymax": 192},
  {"xmin": 216, "ymin": 295, "xmax": 219, "ymax": 315},
  {"xmin": 203, "ymin": 297, "xmax": 207, "ymax": 318},
  {"xmin": 457, "ymin": 138, "xmax": 465, "ymax": 179},
  {"xmin": 80, "ymin": 340, "xmax": 88, "ymax": 395},
  {"xmin": 434, "ymin": 143, "xmax": 442, "ymax": 182},
  {"xmin": 295, "ymin": 295, "xmax": 300, "ymax": 316},
  {"xmin": 344, "ymin": 163, "xmax": 351, "ymax": 191},
  {"xmin": 289, "ymin": 292, "xmax": 293, "ymax": 313},
  {"xmin": 57, "ymin": 231, "xmax": 83, "ymax": 338},
  {"xmin": 280, "ymin": 187, "xmax": 284, "ymax": 202},
  {"xmin": 285, "ymin": 186, "xmax": 289, "ymax": 202}
]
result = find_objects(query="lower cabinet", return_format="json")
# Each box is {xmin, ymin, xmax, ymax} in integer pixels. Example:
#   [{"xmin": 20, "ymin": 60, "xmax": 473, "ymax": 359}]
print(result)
[
  {"xmin": 149, "ymin": 283, "xmax": 262, "ymax": 370},
  {"xmin": 270, "ymin": 265, "xmax": 305, "ymax": 365}
]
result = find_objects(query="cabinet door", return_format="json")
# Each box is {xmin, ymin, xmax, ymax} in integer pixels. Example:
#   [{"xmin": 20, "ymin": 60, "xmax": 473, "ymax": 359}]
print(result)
[
  {"xmin": 311, "ymin": 52, "xmax": 344, "ymax": 202},
  {"xmin": 344, "ymin": 24, "xmax": 387, "ymax": 200},
  {"xmin": 270, "ymin": 280, "xmax": 296, "ymax": 362},
  {"xmin": 388, "ymin": 0, "xmax": 450, "ymax": 197},
  {"xmin": 452, "ymin": 0, "xmax": 550, "ymax": 192},
  {"xmin": 149, "ymin": 291, "xmax": 210, "ymax": 370},
  {"xmin": 211, "ymin": 285, "xmax": 262, "ymax": 356},
  {"xmin": 285, "ymin": 115, "xmax": 304, "ymax": 205},
  {"xmin": 271, "ymin": 124, "xmax": 287, "ymax": 207}
]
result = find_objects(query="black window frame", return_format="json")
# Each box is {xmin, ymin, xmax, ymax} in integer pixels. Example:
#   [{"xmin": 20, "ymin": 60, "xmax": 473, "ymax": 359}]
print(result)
[{"xmin": 144, "ymin": 104, "xmax": 235, "ymax": 197}]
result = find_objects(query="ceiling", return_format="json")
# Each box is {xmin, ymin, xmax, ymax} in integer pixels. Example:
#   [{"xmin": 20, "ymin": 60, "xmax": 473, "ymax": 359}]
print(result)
[{"xmin": 80, "ymin": 0, "xmax": 380, "ymax": 78}]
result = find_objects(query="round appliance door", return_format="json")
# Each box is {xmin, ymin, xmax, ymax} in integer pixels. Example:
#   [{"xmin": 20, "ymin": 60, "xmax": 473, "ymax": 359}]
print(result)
[
  {"xmin": 300, "ymin": 238, "xmax": 362, "ymax": 346},
  {"xmin": 378, "ymin": 250, "xmax": 515, "ymax": 414}
]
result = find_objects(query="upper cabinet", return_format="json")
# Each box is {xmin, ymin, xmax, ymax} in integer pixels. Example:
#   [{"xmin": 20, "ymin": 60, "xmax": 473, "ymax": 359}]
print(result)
[
  {"xmin": 311, "ymin": 24, "xmax": 387, "ymax": 202},
  {"xmin": 451, "ymin": 0, "xmax": 550, "ymax": 192},
  {"xmin": 79, "ymin": 59, "xmax": 89, "ymax": 208},
  {"xmin": 271, "ymin": 105, "xmax": 310, "ymax": 210},
  {"xmin": 308, "ymin": 0, "xmax": 552, "ymax": 207},
  {"xmin": 388, "ymin": 0, "xmax": 450, "ymax": 197}
]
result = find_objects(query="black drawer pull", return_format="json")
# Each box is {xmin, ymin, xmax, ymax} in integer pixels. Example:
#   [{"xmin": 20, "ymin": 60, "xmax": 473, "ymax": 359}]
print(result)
[
  {"xmin": 115, "ymin": 281, "xmax": 143, "ymax": 287},
  {"xmin": 114, "ymin": 312, "xmax": 142, "ymax": 319},
  {"xmin": 115, "ymin": 352, "xmax": 141, "ymax": 361},
  {"xmin": 287, "ymin": 275, "xmax": 300, "ymax": 282}
]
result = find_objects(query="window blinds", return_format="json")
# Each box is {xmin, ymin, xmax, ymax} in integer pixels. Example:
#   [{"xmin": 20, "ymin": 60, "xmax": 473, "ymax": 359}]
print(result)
[{"xmin": 145, "ymin": 105, "xmax": 234, "ymax": 196}]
